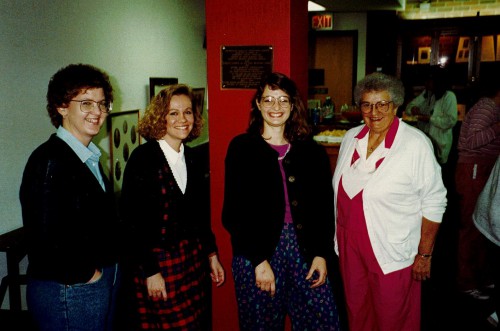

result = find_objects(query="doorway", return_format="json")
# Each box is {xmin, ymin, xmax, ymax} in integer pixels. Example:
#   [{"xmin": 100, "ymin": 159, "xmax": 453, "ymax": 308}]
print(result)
[{"xmin": 309, "ymin": 31, "xmax": 358, "ymax": 110}]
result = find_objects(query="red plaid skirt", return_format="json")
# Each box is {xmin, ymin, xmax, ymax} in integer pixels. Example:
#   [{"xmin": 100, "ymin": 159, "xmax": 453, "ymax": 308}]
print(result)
[{"xmin": 133, "ymin": 239, "xmax": 210, "ymax": 330}]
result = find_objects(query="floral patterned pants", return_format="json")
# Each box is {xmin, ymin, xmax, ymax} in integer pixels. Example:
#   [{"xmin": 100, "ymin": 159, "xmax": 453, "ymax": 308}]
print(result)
[{"xmin": 232, "ymin": 223, "xmax": 340, "ymax": 331}]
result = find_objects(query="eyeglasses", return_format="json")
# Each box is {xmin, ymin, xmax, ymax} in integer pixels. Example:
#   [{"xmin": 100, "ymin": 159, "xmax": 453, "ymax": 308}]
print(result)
[
  {"xmin": 260, "ymin": 96, "xmax": 291, "ymax": 109},
  {"xmin": 70, "ymin": 100, "xmax": 112, "ymax": 113},
  {"xmin": 358, "ymin": 100, "xmax": 393, "ymax": 114}
]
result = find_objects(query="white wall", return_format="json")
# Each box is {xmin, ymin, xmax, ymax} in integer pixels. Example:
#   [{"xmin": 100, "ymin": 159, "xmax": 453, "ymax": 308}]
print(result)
[{"xmin": 0, "ymin": 0, "xmax": 206, "ymax": 309}]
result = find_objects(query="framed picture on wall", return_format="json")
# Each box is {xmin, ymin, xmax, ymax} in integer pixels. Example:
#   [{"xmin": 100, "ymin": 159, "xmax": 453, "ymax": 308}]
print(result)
[
  {"xmin": 109, "ymin": 110, "xmax": 141, "ymax": 193},
  {"xmin": 418, "ymin": 47, "xmax": 431, "ymax": 64},
  {"xmin": 192, "ymin": 88, "xmax": 205, "ymax": 115},
  {"xmin": 187, "ymin": 87, "xmax": 208, "ymax": 148},
  {"xmin": 149, "ymin": 77, "xmax": 178, "ymax": 100},
  {"xmin": 480, "ymin": 35, "xmax": 495, "ymax": 62},
  {"xmin": 497, "ymin": 35, "xmax": 500, "ymax": 61},
  {"xmin": 456, "ymin": 37, "xmax": 471, "ymax": 63}
]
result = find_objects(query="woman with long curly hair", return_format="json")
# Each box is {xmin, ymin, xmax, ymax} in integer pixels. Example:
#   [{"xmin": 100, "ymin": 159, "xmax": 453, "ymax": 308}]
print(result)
[
  {"xmin": 222, "ymin": 72, "xmax": 341, "ymax": 330},
  {"xmin": 120, "ymin": 84, "xmax": 224, "ymax": 330}
]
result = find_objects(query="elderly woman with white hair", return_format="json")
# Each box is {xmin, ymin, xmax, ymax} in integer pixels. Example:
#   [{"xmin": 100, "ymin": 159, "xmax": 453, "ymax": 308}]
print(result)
[{"xmin": 333, "ymin": 72, "xmax": 447, "ymax": 331}]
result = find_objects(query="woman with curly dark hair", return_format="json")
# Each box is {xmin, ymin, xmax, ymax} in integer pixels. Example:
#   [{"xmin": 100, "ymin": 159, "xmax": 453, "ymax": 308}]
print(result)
[
  {"xmin": 20, "ymin": 63, "xmax": 120, "ymax": 330},
  {"xmin": 222, "ymin": 72, "xmax": 341, "ymax": 330},
  {"xmin": 120, "ymin": 84, "xmax": 224, "ymax": 330}
]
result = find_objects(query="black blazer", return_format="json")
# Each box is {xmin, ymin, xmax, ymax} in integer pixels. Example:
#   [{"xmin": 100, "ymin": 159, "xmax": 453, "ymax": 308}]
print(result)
[
  {"xmin": 222, "ymin": 133, "xmax": 336, "ymax": 267},
  {"xmin": 120, "ymin": 141, "xmax": 217, "ymax": 278},
  {"xmin": 20, "ymin": 134, "xmax": 119, "ymax": 285}
]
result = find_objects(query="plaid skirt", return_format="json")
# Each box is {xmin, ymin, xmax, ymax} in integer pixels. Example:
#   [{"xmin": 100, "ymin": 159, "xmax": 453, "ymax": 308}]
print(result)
[{"xmin": 133, "ymin": 239, "xmax": 210, "ymax": 330}]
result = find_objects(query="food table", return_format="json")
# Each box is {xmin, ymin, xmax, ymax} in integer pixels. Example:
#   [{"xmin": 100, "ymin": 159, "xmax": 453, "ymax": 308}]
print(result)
[{"xmin": 312, "ymin": 111, "xmax": 363, "ymax": 172}]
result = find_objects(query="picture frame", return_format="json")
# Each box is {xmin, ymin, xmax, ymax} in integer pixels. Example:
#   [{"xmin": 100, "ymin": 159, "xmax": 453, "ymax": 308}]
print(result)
[
  {"xmin": 497, "ymin": 35, "xmax": 500, "ymax": 61},
  {"xmin": 456, "ymin": 37, "xmax": 471, "ymax": 63},
  {"xmin": 192, "ymin": 88, "xmax": 206, "ymax": 115},
  {"xmin": 108, "ymin": 110, "xmax": 141, "ymax": 193},
  {"xmin": 480, "ymin": 35, "xmax": 495, "ymax": 62},
  {"xmin": 149, "ymin": 77, "xmax": 178, "ymax": 100},
  {"xmin": 418, "ymin": 47, "xmax": 431, "ymax": 64},
  {"xmin": 187, "ymin": 88, "xmax": 209, "ymax": 147}
]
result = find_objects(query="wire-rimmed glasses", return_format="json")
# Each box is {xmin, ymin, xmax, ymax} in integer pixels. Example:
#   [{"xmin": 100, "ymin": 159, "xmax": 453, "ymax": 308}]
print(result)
[
  {"xmin": 260, "ymin": 96, "xmax": 292, "ymax": 109},
  {"xmin": 358, "ymin": 100, "xmax": 393, "ymax": 114},
  {"xmin": 70, "ymin": 99, "xmax": 112, "ymax": 113}
]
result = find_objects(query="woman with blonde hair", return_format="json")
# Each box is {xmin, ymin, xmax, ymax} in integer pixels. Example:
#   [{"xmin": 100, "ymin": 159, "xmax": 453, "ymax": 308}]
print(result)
[{"xmin": 121, "ymin": 84, "xmax": 224, "ymax": 330}]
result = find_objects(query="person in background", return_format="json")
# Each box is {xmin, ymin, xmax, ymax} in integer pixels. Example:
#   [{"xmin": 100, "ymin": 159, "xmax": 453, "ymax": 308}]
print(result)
[
  {"xmin": 472, "ymin": 156, "xmax": 500, "ymax": 328},
  {"xmin": 222, "ymin": 72, "xmax": 341, "ymax": 330},
  {"xmin": 120, "ymin": 84, "xmax": 224, "ymax": 330},
  {"xmin": 333, "ymin": 72, "xmax": 447, "ymax": 331},
  {"xmin": 455, "ymin": 79, "xmax": 500, "ymax": 301},
  {"xmin": 405, "ymin": 66, "xmax": 458, "ymax": 166},
  {"xmin": 20, "ymin": 64, "xmax": 120, "ymax": 330}
]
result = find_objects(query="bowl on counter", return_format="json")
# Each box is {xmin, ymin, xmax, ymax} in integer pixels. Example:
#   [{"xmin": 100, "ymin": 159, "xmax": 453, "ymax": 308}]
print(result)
[{"xmin": 313, "ymin": 129, "xmax": 347, "ymax": 144}]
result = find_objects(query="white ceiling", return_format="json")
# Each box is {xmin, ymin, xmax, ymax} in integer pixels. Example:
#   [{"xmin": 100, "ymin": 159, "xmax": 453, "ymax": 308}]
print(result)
[{"xmin": 312, "ymin": 0, "xmax": 406, "ymax": 12}]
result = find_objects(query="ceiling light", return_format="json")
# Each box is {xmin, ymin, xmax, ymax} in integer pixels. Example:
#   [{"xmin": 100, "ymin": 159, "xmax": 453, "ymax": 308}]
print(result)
[{"xmin": 308, "ymin": 1, "xmax": 326, "ymax": 11}]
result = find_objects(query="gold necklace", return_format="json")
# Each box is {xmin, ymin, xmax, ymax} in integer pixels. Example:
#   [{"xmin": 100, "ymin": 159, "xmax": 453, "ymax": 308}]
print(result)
[{"xmin": 368, "ymin": 136, "xmax": 384, "ymax": 153}]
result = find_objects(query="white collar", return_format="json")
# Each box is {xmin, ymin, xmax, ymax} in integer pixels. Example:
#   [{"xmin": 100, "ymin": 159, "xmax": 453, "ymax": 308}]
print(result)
[
  {"xmin": 158, "ymin": 139, "xmax": 184, "ymax": 165},
  {"xmin": 157, "ymin": 139, "xmax": 187, "ymax": 193}
]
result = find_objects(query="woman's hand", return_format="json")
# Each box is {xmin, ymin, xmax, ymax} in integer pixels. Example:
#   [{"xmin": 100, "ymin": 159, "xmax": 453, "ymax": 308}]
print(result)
[
  {"xmin": 413, "ymin": 217, "xmax": 439, "ymax": 281},
  {"xmin": 412, "ymin": 255, "xmax": 432, "ymax": 281},
  {"xmin": 86, "ymin": 269, "xmax": 102, "ymax": 283},
  {"xmin": 255, "ymin": 260, "xmax": 276, "ymax": 297},
  {"xmin": 146, "ymin": 272, "xmax": 167, "ymax": 301},
  {"xmin": 306, "ymin": 256, "xmax": 328, "ymax": 288},
  {"xmin": 209, "ymin": 254, "xmax": 225, "ymax": 287}
]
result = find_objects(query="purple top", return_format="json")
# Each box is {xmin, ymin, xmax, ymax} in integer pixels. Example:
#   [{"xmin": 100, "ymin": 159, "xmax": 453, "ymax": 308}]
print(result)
[{"xmin": 270, "ymin": 143, "xmax": 292, "ymax": 224}]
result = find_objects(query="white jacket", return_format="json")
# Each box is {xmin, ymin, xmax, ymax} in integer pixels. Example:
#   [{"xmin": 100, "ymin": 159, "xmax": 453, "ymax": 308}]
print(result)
[{"xmin": 333, "ymin": 120, "xmax": 447, "ymax": 274}]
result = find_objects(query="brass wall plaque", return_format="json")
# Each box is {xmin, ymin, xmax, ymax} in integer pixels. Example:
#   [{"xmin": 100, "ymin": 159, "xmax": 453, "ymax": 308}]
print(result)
[{"xmin": 221, "ymin": 45, "xmax": 273, "ymax": 89}]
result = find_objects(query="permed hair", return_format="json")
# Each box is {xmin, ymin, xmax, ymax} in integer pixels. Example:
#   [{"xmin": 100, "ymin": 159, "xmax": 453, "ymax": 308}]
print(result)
[
  {"xmin": 46, "ymin": 64, "xmax": 113, "ymax": 128},
  {"xmin": 138, "ymin": 84, "xmax": 203, "ymax": 142},
  {"xmin": 247, "ymin": 72, "xmax": 311, "ymax": 142},
  {"xmin": 354, "ymin": 72, "xmax": 405, "ymax": 107}
]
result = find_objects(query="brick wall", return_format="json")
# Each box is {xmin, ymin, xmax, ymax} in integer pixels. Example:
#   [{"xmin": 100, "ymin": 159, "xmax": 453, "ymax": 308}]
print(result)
[{"xmin": 400, "ymin": 0, "xmax": 500, "ymax": 19}]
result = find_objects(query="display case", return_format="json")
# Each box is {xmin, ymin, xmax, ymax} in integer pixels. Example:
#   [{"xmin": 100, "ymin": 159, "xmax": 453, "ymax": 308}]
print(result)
[{"xmin": 397, "ymin": 16, "xmax": 500, "ymax": 108}]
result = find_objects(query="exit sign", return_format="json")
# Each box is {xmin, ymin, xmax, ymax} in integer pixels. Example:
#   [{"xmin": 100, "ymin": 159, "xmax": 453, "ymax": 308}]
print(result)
[{"xmin": 311, "ymin": 13, "xmax": 333, "ymax": 31}]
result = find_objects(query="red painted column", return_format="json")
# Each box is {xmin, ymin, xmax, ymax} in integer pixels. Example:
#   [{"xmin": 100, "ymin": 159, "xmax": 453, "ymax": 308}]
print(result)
[{"xmin": 206, "ymin": 0, "xmax": 308, "ymax": 330}]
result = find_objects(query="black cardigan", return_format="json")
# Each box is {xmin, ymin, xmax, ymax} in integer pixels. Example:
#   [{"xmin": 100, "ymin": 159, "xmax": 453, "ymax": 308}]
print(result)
[
  {"xmin": 120, "ymin": 141, "xmax": 217, "ymax": 278},
  {"xmin": 20, "ymin": 134, "xmax": 119, "ymax": 285},
  {"xmin": 222, "ymin": 133, "xmax": 336, "ymax": 267}
]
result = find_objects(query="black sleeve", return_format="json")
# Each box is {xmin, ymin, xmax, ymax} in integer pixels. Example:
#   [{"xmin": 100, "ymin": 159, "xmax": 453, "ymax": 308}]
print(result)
[
  {"xmin": 188, "ymin": 143, "xmax": 218, "ymax": 257},
  {"xmin": 120, "ymin": 146, "xmax": 161, "ymax": 277}
]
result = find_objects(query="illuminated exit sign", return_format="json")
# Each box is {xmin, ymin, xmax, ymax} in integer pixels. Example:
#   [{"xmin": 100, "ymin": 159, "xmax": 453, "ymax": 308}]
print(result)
[{"xmin": 311, "ymin": 13, "xmax": 333, "ymax": 30}]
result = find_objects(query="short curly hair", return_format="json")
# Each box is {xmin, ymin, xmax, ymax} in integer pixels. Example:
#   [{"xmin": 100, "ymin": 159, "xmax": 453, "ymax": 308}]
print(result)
[
  {"xmin": 354, "ymin": 72, "xmax": 405, "ymax": 107},
  {"xmin": 138, "ymin": 84, "xmax": 203, "ymax": 142},
  {"xmin": 46, "ymin": 64, "xmax": 113, "ymax": 128}
]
